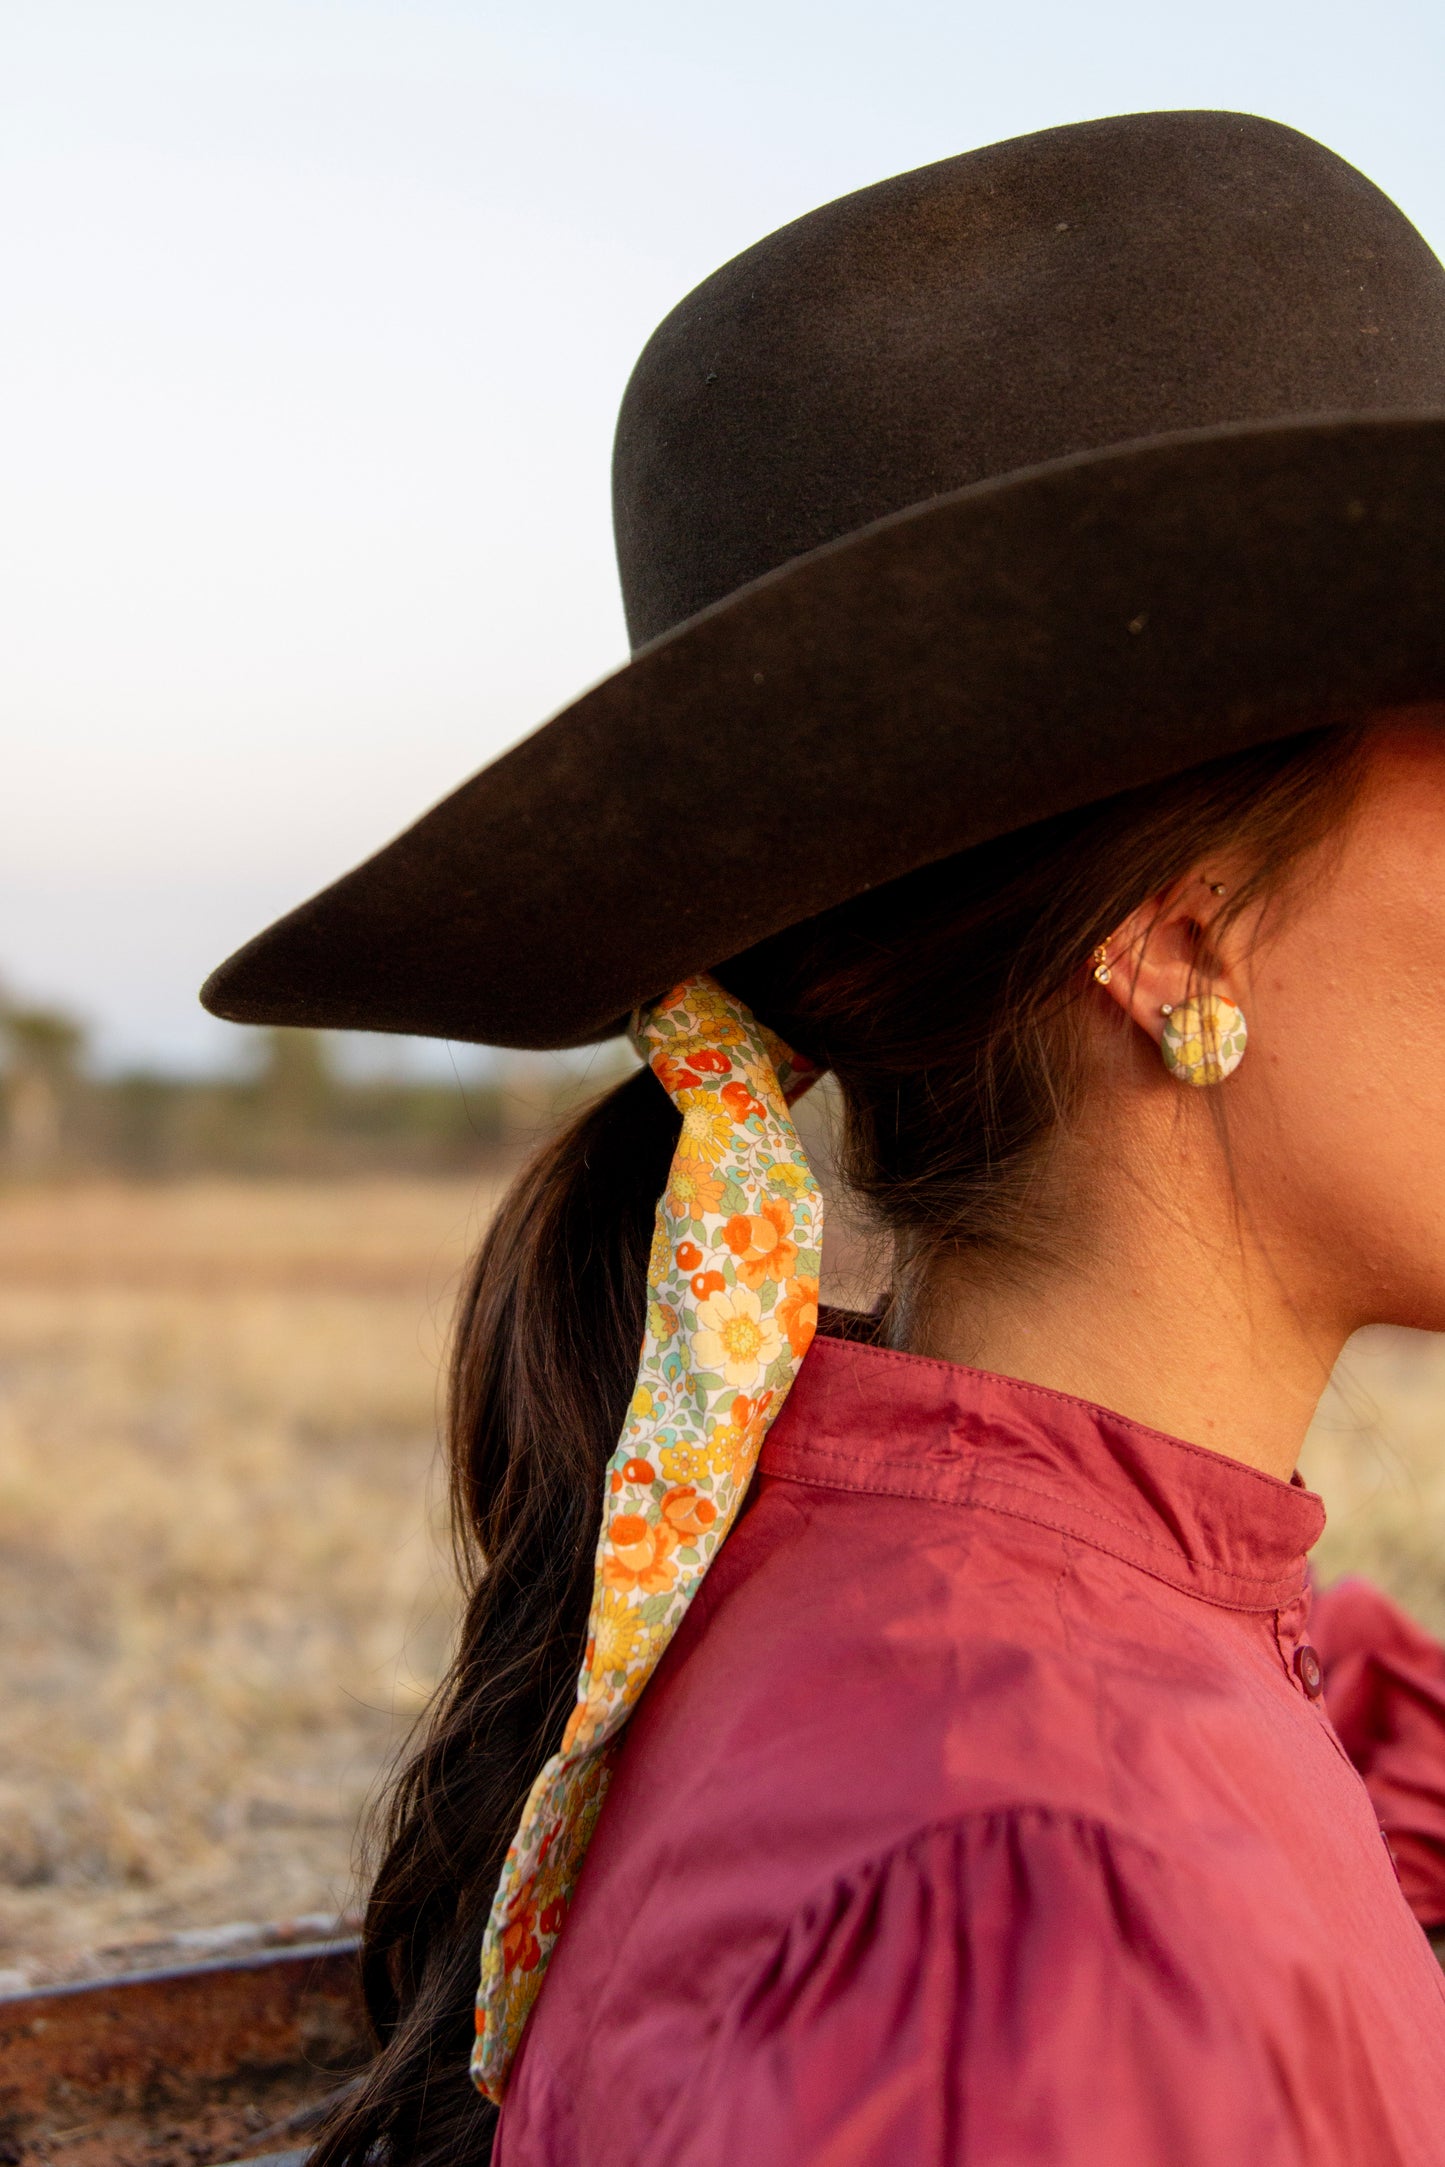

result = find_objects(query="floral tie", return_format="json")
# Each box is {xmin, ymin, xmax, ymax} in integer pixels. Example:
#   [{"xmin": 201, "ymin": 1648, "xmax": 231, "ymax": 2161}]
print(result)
[{"xmin": 471, "ymin": 974, "xmax": 824, "ymax": 2102}]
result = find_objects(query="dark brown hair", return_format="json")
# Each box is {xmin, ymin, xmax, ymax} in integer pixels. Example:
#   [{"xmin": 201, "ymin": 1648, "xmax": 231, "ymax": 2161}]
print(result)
[{"xmin": 312, "ymin": 723, "xmax": 1368, "ymax": 2165}]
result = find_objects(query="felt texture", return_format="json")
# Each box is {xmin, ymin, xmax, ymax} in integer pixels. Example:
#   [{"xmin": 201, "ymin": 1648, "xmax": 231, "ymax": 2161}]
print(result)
[
  {"xmin": 202, "ymin": 111, "xmax": 1445, "ymax": 1050},
  {"xmin": 615, "ymin": 110, "xmax": 1445, "ymax": 646}
]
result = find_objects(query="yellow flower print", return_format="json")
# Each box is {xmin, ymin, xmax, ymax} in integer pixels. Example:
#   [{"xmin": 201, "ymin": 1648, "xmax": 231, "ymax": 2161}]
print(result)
[
  {"xmin": 630, "ymin": 1384, "xmax": 656, "ymax": 1421},
  {"xmin": 659, "ymin": 1439, "xmax": 709, "ymax": 1483},
  {"xmin": 593, "ymin": 1587, "xmax": 649, "ymax": 1676},
  {"xmin": 693, "ymin": 1283, "xmax": 782, "ymax": 1390},
  {"xmin": 647, "ymin": 1298, "xmax": 680, "ymax": 1340},
  {"xmin": 740, "ymin": 1057, "xmax": 788, "ymax": 1116},
  {"xmin": 673, "ymin": 988, "xmax": 745, "ymax": 1046},
  {"xmin": 674, "ymin": 1099, "xmax": 734, "ymax": 1170},
  {"xmin": 647, "ymin": 1218, "xmax": 670, "ymax": 1285},
  {"xmin": 767, "ymin": 1160, "xmax": 810, "ymax": 1196},
  {"xmin": 706, "ymin": 1422, "xmax": 752, "ymax": 1485}
]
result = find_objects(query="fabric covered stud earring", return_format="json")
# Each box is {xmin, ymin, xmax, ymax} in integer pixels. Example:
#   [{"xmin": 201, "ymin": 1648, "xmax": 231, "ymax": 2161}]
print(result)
[{"xmin": 1160, "ymin": 993, "xmax": 1247, "ymax": 1087}]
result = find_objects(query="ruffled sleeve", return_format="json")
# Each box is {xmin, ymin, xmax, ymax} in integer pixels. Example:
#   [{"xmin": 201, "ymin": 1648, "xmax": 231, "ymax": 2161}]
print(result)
[
  {"xmin": 1314, "ymin": 1576, "xmax": 1445, "ymax": 1927},
  {"xmin": 670, "ymin": 1807, "xmax": 1389, "ymax": 2167}
]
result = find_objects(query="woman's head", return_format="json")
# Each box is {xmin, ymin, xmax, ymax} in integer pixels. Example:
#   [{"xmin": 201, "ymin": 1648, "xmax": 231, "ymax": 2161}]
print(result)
[
  {"xmin": 726, "ymin": 717, "xmax": 1408, "ymax": 1313},
  {"xmin": 317, "ymin": 705, "xmax": 1444, "ymax": 2166},
  {"xmin": 1092, "ymin": 706, "xmax": 1445, "ymax": 1342}
]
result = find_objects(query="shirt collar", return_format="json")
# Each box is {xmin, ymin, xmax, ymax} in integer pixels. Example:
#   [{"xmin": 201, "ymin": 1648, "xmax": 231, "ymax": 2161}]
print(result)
[{"xmin": 760, "ymin": 1332, "xmax": 1324, "ymax": 1613}]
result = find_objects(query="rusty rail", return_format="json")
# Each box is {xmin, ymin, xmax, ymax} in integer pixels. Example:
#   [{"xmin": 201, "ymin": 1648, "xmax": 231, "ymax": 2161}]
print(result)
[{"xmin": 0, "ymin": 1937, "xmax": 367, "ymax": 2166}]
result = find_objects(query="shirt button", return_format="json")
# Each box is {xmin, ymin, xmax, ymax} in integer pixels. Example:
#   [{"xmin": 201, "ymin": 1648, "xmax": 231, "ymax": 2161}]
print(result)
[{"xmin": 1294, "ymin": 1644, "xmax": 1324, "ymax": 1699}]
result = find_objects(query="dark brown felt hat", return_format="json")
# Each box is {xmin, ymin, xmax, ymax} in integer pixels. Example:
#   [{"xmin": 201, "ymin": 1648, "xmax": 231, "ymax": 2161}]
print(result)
[{"xmin": 203, "ymin": 108, "xmax": 1445, "ymax": 1049}]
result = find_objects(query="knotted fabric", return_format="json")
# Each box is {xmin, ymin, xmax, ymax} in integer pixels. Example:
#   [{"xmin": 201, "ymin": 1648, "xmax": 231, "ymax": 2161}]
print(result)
[{"xmin": 471, "ymin": 974, "xmax": 825, "ymax": 2100}]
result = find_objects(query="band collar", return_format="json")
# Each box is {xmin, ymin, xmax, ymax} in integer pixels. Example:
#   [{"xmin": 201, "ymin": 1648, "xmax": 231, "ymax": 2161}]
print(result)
[{"xmin": 761, "ymin": 1332, "xmax": 1324, "ymax": 1613}]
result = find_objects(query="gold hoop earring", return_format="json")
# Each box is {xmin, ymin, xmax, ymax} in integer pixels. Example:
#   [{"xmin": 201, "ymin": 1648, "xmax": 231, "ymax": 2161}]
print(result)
[{"xmin": 1161, "ymin": 993, "xmax": 1247, "ymax": 1087}]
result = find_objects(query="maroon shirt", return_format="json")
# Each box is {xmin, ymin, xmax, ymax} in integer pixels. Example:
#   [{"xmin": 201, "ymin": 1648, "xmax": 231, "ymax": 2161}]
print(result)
[{"xmin": 496, "ymin": 1335, "xmax": 1445, "ymax": 2165}]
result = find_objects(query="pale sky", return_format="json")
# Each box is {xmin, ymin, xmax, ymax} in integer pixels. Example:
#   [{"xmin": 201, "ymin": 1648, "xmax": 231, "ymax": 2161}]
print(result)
[{"xmin": 4, "ymin": 0, "xmax": 1444, "ymax": 1069}]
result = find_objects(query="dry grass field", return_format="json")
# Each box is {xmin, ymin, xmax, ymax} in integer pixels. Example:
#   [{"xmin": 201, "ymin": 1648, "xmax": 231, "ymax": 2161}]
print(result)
[
  {"xmin": 0, "ymin": 1177, "xmax": 499, "ymax": 1987},
  {"xmin": 1, "ymin": 1173, "xmax": 1445, "ymax": 1988}
]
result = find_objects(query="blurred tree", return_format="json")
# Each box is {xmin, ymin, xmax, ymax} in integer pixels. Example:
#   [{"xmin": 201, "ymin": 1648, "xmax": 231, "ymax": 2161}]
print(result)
[
  {"xmin": 255, "ymin": 1028, "xmax": 337, "ymax": 1127},
  {"xmin": 0, "ymin": 1002, "xmax": 87, "ymax": 1172}
]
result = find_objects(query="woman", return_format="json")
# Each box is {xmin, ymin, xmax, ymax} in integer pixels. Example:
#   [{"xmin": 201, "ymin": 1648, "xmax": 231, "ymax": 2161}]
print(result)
[{"xmin": 205, "ymin": 111, "xmax": 1445, "ymax": 2162}]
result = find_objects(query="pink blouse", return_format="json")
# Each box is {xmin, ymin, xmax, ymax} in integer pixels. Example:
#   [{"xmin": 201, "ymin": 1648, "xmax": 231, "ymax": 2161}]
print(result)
[{"xmin": 495, "ymin": 1335, "xmax": 1445, "ymax": 2165}]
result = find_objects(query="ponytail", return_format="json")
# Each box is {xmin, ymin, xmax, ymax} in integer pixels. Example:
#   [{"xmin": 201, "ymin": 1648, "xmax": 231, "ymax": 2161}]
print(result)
[{"xmin": 311, "ymin": 1064, "xmax": 678, "ymax": 2167}]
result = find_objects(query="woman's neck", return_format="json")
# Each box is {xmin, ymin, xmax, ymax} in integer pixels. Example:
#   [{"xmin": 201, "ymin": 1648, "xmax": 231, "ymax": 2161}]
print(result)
[{"xmin": 902, "ymin": 1114, "xmax": 1348, "ymax": 1482}]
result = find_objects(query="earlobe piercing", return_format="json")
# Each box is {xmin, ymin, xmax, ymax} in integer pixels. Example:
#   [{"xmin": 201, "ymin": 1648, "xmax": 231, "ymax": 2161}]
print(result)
[
  {"xmin": 1091, "ymin": 944, "xmax": 1112, "ymax": 986},
  {"xmin": 1161, "ymin": 993, "xmax": 1247, "ymax": 1087}
]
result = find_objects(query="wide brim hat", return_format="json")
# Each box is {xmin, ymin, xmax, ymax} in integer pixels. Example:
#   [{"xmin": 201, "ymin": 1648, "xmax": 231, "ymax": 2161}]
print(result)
[{"xmin": 203, "ymin": 109, "xmax": 1445, "ymax": 1052}]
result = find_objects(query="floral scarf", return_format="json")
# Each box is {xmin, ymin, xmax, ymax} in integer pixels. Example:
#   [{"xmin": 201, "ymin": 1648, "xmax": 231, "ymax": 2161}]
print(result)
[{"xmin": 471, "ymin": 974, "xmax": 825, "ymax": 2102}]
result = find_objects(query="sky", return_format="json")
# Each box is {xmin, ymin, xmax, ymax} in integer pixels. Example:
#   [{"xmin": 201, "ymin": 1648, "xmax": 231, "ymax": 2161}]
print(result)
[{"xmin": 3, "ymin": 0, "xmax": 1444, "ymax": 1072}]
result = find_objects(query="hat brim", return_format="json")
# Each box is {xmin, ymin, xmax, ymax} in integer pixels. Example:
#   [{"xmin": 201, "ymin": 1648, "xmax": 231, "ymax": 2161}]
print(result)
[{"xmin": 202, "ymin": 412, "xmax": 1445, "ymax": 1050}]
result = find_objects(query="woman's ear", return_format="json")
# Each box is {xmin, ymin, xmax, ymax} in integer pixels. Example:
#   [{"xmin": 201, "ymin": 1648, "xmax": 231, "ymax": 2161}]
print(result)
[{"xmin": 1092, "ymin": 871, "xmax": 1239, "ymax": 1048}]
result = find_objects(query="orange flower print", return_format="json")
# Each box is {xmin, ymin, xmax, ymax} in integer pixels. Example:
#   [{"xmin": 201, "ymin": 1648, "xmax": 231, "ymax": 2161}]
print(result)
[
  {"xmin": 501, "ymin": 1900, "xmax": 541, "ymax": 1976},
  {"xmin": 720, "ymin": 1078, "xmax": 766, "ymax": 1123},
  {"xmin": 659, "ymin": 1484, "xmax": 719, "ymax": 1541},
  {"xmin": 706, "ymin": 1389, "xmax": 777, "ymax": 1482},
  {"xmin": 722, "ymin": 1198, "xmax": 798, "ymax": 1289},
  {"xmin": 665, "ymin": 1164, "xmax": 725, "ymax": 1223},
  {"xmin": 602, "ymin": 1513, "xmax": 679, "ymax": 1595},
  {"xmin": 778, "ymin": 1276, "xmax": 820, "ymax": 1358},
  {"xmin": 653, "ymin": 1053, "xmax": 702, "ymax": 1097},
  {"xmin": 687, "ymin": 1047, "xmax": 731, "ymax": 1074},
  {"xmin": 691, "ymin": 1268, "xmax": 725, "ymax": 1300},
  {"xmin": 675, "ymin": 1240, "xmax": 703, "ymax": 1272}
]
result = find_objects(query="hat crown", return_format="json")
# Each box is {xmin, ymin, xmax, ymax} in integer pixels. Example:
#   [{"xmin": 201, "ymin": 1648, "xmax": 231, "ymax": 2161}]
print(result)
[{"xmin": 614, "ymin": 110, "xmax": 1445, "ymax": 649}]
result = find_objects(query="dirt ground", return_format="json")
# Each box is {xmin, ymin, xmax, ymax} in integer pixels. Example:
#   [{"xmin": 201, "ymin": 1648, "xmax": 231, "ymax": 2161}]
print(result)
[{"xmin": 1, "ymin": 1174, "xmax": 1444, "ymax": 1987}]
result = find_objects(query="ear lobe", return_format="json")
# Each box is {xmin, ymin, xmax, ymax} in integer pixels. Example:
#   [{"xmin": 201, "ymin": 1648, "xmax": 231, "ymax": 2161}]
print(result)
[{"xmin": 1096, "ymin": 944, "xmax": 1172, "ymax": 1048}]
